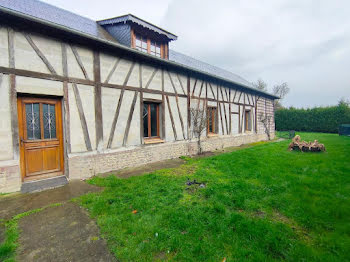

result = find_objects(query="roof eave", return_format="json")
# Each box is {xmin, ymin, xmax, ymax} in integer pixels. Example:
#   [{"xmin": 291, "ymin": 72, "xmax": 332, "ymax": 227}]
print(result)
[
  {"xmin": 97, "ymin": 13, "xmax": 178, "ymax": 41},
  {"xmin": 0, "ymin": 6, "xmax": 278, "ymax": 100}
]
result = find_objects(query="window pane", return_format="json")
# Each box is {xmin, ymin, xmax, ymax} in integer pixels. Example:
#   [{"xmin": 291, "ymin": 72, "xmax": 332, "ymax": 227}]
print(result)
[
  {"xmin": 208, "ymin": 108, "xmax": 213, "ymax": 132},
  {"xmin": 213, "ymin": 108, "xmax": 217, "ymax": 132},
  {"xmin": 150, "ymin": 104, "xmax": 158, "ymax": 137},
  {"xmin": 156, "ymin": 46, "xmax": 161, "ymax": 53},
  {"xmin": 136, "ymin": 39, "xmax": 141, "ymax": 47},
  {"xmin": 43, "ymin": 104, "xmax": 56, "ymax": 139},
  {"xmin": 143, "ymin": 104, "xmax": 149, "ymax": 137},
  {"xmin": 25, "ymin": 103, "xmax": 41, "ymax": 140},
  {"xmin": 142, "ymin": 40, "xmax": 147, "ymax": 49},
  {"xmin": 246, "ymin": 111, "xmax": 252, "ymax": 131},
  {"xmin": 150, "ymin": 42, "xmax": 155, "ymax": 52}
]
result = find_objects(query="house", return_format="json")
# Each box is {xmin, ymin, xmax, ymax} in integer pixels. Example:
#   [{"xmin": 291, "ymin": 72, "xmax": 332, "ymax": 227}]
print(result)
[{"xmin": 0, "ymin": 0, "xmax": 277, "ymax": 193}]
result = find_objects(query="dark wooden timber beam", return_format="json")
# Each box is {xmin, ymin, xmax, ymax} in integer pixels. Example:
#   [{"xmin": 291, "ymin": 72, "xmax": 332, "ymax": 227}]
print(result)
[
  {"xmin": 139, "ymin": 63, "xmax": 144, "ymax": 144},
  {"xmin": 187, "ymin": 75, "xmax": 191, "ymax": 138},
  {"xmin": 93, "ymin": 50, "xmax": 103, "ymax": 151},
  {"xmin": 23, "ymin": 32, "xmax": 57, "ymax": 75},
  {"xmin": 71, "ymin": 45, "xmax": 90, "ymax": 80},
  {"xmin": 61, "ymin": 43, "xmax": 71, "ymax": 154},
  {"xmin": 191, "ymin": 79, "xmax": 198, "ymax": 97},
  {"xmin": 72, "ymin": 83, "xmax": 92, "ymax": 151},
  {"xmin": 161, "ymin": 69, "xmax": 166, "ymax": 139},
  {"xmin": 175, "ymin": 95, "xmax": 186, "ymax": 140},
  {"xmin": 144, "ymin": 67, "xmax": 158, "ymax": 89},
  {"xmin": 208, "ymin": 83, "xmax": 216, "ymax": 100},
  {"xmin": 123, "ymin": 90, "xmax": 138, "ymax": 146},
  {"xmin": 166, "ymin": 95, "xmax": 177, "ymax": 140},
  {"xmin": 104, "ymin": 57, "xmax": 120, "ymax": 84},
  {"xmin": 176, "ymin": 73, "xmax": 186, "ymax": 95},
  {"xmin": 8, "ymin": 28, "xmax": 19, "ymax": 160}
]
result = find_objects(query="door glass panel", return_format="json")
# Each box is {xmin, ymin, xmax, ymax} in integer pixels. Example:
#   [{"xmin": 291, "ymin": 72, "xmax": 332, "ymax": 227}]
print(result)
[
  {"xmin": 150, "ymin": 104, "xmax": 158, "ymax": 137},
  {"xmin": 25, "ymin": 103, "xmax": 41, "ymax": 140},
  {"xmin": 43, "ymin": 104, "xmax": 56, "ymax": 139}
]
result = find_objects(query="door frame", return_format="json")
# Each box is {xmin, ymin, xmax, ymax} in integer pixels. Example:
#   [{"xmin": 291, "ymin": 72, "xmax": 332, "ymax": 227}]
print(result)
[{"xmin": 17, "ymin": 95, "xmax": 65, "ymax": 182}]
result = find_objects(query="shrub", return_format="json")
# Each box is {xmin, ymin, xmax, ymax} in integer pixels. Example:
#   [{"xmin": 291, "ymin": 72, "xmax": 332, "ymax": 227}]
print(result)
[{"xmin": 275, "ymin": 102, "xmax": 350, "ymax": 133}]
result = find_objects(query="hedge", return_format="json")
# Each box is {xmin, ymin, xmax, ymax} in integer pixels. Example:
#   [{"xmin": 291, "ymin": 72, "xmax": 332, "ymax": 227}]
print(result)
[{"xmin": 275, "ymin": 103, "xmax": 350, "ymax": 133}]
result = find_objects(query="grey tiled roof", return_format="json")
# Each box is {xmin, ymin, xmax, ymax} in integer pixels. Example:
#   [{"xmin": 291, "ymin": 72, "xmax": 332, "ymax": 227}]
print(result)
[
  {"xmin": 0, "ymin": 0, "xmax": 264, "ymax": 95},
  {"xmin": 169, "ymin": 50, "xmax": 253, "ymax": 88},
  {"xmin": 0, "ymin": 0, "xmax": 115, "ymax": 41}
]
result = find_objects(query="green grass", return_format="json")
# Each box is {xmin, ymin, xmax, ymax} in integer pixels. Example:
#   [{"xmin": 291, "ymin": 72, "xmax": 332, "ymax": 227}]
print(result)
[{"xmin": 80, "ymin": 132, "xmax": 350, "ymax": 261}]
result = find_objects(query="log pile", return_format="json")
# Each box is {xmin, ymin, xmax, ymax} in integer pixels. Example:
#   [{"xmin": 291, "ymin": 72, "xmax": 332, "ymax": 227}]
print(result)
[{"xmin": 288, "ymin": 135, "xmax": 326, "ymax": 152}]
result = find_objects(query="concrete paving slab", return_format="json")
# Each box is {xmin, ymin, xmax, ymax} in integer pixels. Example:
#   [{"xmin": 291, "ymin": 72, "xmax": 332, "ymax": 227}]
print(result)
[
  {"xmin": 0, "ymin": 180, "xmax": 102, "ymax": 220},
  {"xmin": 17, "ymin": 202, "xmax": 114, "ymax": 262}
]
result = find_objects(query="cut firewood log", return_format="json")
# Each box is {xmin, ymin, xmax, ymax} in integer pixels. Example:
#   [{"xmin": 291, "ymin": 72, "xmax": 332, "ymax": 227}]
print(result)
[{"xmin": 288, "ymin": 136, "xmax": 325, "ymax": 152}]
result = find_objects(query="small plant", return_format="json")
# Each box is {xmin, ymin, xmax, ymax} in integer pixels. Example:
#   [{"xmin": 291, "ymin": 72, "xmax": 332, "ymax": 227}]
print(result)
[
  {"xmin": 190, "ymin": 102, "xmax": 207, "ymax": 154},
  {"xmin": 259, "ymin": 112, "xmax": 272, "ymax": 140}
]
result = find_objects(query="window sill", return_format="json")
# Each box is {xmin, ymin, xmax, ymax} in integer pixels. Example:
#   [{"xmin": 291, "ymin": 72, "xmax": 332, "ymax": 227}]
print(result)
[
  {"xmin": 144, "ymin": 138, "xmax": 165, "ymax": 145},
  {"xmin": 207, "ymin": 133, "xmax": 219, "ymax": 138}
]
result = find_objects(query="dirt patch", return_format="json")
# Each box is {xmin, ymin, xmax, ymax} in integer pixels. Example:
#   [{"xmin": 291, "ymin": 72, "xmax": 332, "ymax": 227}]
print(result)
[
  {"xmin": 0, "ymin": 180, "xmax": 102, "ymax": 220},
  {"xmin": 102, "ymin": 158, "xmax": 186, "ymax": 179},
  {"xmin": 272, "ymin": 211, "xmax": 311, "ymax": 242},
  {"xmin": 17, "ymin": 202, "xmax": 115, "ymax": 262}
]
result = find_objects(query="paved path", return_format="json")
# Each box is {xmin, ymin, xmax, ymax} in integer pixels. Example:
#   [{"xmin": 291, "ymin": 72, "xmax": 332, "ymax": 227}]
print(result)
[
  {"xmin": 0, "ymin": 158, "xmax": 187, "ymax": 262},
  {"xmin": 0, "ymin": 180, "xmax": 102, "ymax": 220},
  {"xmin": 17, "ymin": 202, "xmax": 114, "ymax": 262},
  {"xmin": 0, "ymin": 180, "xmax": 114, "ymax": 262}
]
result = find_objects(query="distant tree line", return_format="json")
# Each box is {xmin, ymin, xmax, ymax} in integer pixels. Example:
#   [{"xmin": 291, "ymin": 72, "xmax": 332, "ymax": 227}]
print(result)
[
  {"xmin": 252, "ymin": 79, "xmax": 350, "ymax": 133},
  {"xmin": 275, "ymin": 100, "xmax": 350, "ymax": 133}
]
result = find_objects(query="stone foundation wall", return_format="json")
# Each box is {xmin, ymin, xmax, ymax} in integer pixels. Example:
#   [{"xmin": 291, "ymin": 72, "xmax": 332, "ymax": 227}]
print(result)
[
  {"xmin": 68, "ymin": 132, "xmax": 274, "ymax": 180},
  {"xmin": 0, "ymin": 160, "xmax": 21, "ymax": 193}
]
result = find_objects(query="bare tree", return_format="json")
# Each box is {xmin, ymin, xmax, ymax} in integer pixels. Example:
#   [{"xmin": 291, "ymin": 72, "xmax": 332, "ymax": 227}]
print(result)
[
  {"xmin": 253, "ymin": 78, "xmax": 268, "ymax": 92},
  {"xmin": 273, "ymin": 82, "xmax": 290, "ymax": 109},
  {"xmin": 258, "ymin": 112, "xmax": 272, "ymax": 140},
  {"xmin": 190, "ymin": 102, "xmax": 207, "ymax": 154}
]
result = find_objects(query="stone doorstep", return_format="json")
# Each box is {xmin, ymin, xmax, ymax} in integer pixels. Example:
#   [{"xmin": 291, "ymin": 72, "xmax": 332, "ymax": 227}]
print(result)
[{"xmin": 21, "ymin": 175, "xmax": 68, "ymax": 194}]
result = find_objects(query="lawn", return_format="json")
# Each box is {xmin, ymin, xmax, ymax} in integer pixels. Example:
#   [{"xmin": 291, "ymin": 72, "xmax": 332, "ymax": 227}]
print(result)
[{"xmin": 80, "ymin": 133, "xmax": 350, "ymax": 261}]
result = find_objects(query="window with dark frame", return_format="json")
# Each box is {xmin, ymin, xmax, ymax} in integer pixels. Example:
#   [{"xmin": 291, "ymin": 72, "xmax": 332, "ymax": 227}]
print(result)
[
  {"xmin": 207, "ymin": 107, "xmax": 217, "ymax": 134},
  {"xmin": 245, "ymin": 110, "xmax": 252, "ymax": 131},
  {"xmin": 143, "ymin": 102, "xmax": 160, "ymax": 138}
]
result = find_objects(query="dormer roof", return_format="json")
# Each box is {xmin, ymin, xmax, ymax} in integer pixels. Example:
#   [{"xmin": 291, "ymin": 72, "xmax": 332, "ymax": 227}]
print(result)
[{"xmin": 98, "ymin": 14, "xmax": 177, "ymax": 41}]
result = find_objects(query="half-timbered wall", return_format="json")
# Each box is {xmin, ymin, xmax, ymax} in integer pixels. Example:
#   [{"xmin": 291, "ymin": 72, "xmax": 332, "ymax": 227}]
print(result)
[{"xmin": 0, "ymin": 25, "xmax": 275, "ymax": 192}]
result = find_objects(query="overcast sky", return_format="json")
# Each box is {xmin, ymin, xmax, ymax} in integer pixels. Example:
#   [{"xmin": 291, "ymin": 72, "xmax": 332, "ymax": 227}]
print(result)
[{"xmin": 42, "ymin": 0, "xmax": 350, "ymax": 108}]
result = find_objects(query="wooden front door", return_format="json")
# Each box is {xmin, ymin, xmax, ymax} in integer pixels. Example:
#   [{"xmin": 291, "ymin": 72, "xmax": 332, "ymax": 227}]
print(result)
[{"xmin": 18, "ymin": 97, "xmax": 64, "ymax": 181}]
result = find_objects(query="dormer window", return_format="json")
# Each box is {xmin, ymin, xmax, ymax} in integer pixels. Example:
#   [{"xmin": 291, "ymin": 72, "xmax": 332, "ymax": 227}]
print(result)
[
  {"xmin": 135, "ymin": 34, "xmax": 148, "ymax": 53},
  {"xmin": 134, "ymin": 33, "xmax": 163, "ymax": 58},
  {"xmin": 98, "ymin": 14, "xmax": 177, "ymax": 60},
  {"xmin": 150, "ymin": 41, "xmax": 161, "ymax": 58}
]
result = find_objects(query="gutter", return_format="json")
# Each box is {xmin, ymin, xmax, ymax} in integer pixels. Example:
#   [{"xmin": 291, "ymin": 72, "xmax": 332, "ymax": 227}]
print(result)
[{"xmin": 0, "ymin": 6, "xmax": 279, "ymax": 100}]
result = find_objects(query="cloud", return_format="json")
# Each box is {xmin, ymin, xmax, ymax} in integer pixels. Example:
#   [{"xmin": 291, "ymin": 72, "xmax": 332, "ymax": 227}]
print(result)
[
  {"xmin": 162, "ymin": 0, "xmax": 350, "ymax": 107},
  {"xmin": 43, "ymin": 0, "xmax": 350, "ymax": 107}
]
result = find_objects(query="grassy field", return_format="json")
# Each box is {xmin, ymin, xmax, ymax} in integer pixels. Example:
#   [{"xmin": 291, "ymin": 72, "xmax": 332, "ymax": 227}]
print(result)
[{"xmin": 80, "ymin": 133, "xmax": 350, "ymax": 261}]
